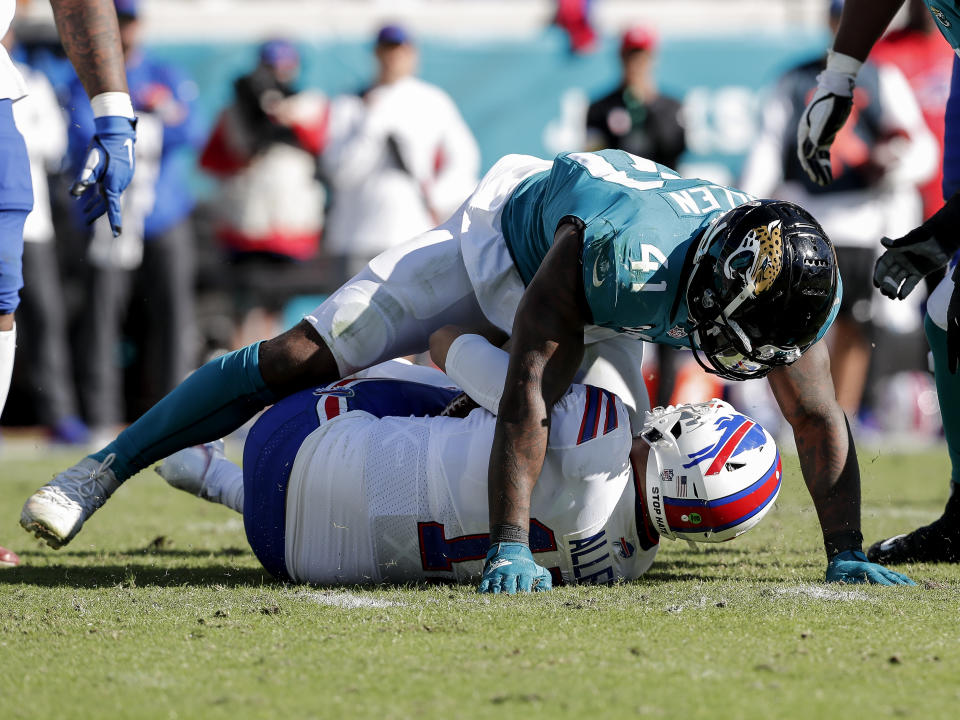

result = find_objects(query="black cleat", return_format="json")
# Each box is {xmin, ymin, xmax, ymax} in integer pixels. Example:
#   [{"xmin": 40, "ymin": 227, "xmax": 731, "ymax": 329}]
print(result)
[{"xmin": 867, "ymin": 487, "xmax": 960, "ymax": 564}]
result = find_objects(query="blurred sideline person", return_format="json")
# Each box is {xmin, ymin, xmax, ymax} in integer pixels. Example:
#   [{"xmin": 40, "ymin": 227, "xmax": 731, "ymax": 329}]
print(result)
[
  {"xmin": 200, "ymin": 39, "xmax": 328, "ymax": 348},
  {"xmin": 796, "ymin": 0, "xmax": 960, "ymax": 564},
  {"xmin": 871, "ymin": 0, "xmax": 954, "ymax": 222},
  {"xmin": 155, "ymin": 328, "xmax": 911, "ymax": 588},
  {"xmin": 321, "ymin": 24, "xmax": 479, "ymax": 283},
  {"xmin": 22, "ymin": 149, "xmax": 910, "ymax": 589},
  {"xmin": 585, "ymin": 24, "xmax": 687, "ymax": 408},
  {"xmin": 65, "ymin": 0, "xmax": 201, "ymax": 437},
  {"xmin": 3, "ymin": 27, "xmax": 88, "ymax": 443},
  {"xmin": 742, "ymin": 0, "xmax": 938, "ymax": 420},
  {"xmin": 585, "ymin": 26, "xmax": 685, "ymax": 170},
  {"xmin": 0, "ymin": 0, "xmax": 137, "ymax": 568}
]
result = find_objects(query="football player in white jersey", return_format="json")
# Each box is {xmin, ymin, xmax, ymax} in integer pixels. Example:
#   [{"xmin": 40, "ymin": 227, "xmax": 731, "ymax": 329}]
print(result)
[
  {"xmin": 0, "ymin": 0, "xmax": 136, "ymax": 567},
  {"xmin": 154, "ymin": 327, "xmax": 913, "ymax": 590}
]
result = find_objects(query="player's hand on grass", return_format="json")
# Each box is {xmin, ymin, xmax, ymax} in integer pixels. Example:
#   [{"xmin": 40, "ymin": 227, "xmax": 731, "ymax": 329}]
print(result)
[
  {"xmin": 874, "ymin": 228, "xmax": 952, "ymax": 301},
  {"xmin": 477, "ymin": 542, "xmax": 552, "ymax": 594},
  {"xmin": 71, "ymin": 115, "xmax": 138, "ymax": 237},
  {"xmin": 825, "ymin": 550, "xmax": 916, "ymax": 586}
]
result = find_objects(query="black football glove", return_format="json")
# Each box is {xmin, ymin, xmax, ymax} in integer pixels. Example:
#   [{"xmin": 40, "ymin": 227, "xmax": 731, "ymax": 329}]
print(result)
[{"xmin": 874, "ymin": 191, "xmax": 960, "ymax": 300}]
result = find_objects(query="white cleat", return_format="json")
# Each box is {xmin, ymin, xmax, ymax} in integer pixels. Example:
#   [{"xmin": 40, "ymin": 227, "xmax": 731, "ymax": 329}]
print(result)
[
  {"xmin": 156, "ymin": 440, "xmax": 225, "ymax": 501},
  {"xmin": 20, "ymin": 454, "xmax": 120, "ymax": 549}
]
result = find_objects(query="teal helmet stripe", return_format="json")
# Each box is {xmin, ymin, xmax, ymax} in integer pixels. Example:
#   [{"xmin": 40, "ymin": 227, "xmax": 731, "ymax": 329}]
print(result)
[{"xmin": 814, "ymin": 270, "xmax": 843, "ymax": 345}]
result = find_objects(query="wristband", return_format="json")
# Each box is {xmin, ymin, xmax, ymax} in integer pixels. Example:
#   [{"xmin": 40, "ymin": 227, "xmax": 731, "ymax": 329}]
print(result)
[
  {"xmin": 90, "ymin": 91, "xmax": 135, "ymax": 119},
  {"xmin": 815, "ymin": 51, "xmax": 862, "ymax": 96},
  {"xmin": 823, "ymin": 529, "xmax": 864, "ymax": 560},
  {"xmin": 489, "ymin": 523, "xmax": 529, "ymax": 546},
  {"xmin": 825, "ymin": 50, "xmax": 863, "ymax": 77}
]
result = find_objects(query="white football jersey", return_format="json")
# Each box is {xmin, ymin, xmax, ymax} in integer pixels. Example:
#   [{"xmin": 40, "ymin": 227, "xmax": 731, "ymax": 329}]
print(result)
[
  {"xmin": 283, "ymin": 377, "xmax": 660, "ymax": 586},
  {"xmin": 0, "ymin": 0, "xmax": 27, "ymax": 101}
]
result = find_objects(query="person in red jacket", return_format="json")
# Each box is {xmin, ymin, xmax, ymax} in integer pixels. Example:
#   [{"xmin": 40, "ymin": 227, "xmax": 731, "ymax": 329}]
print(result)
[{"xmin": 200, "ymin": 39, "xmax": 329, "ymax": 347}]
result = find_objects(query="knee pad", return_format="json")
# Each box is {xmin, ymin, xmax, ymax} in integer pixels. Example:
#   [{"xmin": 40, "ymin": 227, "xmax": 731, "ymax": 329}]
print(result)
[{"xmin": 306, "ymin": 279, "xmax": 395, "ymax": 375}]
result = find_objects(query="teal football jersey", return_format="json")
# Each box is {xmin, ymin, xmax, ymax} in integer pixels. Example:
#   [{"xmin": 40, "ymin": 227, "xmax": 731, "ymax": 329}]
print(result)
[
  {"xmin": 500, "ymin": 150, "xmax": 755, "ymax": 346},
  {"xmin": 925, "ymin": 1, "xmax": 960, "ymax": 51}
]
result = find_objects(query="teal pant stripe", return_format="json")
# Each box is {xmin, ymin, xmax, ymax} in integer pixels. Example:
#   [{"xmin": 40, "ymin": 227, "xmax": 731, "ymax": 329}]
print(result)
[{"xmin": 924, "ymin": 314, "xmax": 960, "ymax": 486}]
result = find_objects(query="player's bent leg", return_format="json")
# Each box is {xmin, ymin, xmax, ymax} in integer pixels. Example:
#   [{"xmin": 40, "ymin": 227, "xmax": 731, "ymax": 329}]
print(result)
[
  {"xmin": 867, "ymin": 314, "xmax": 960, "ymax": 564},
  {"xmin": 157, "ymin": 440, "xmax": 245, "ymax": 513},
  {"xmin": 304, "ymin": 225, "xmax": 486, "ymax": 375},
  {"xmin": 22, "ymin": 215, "xmax": 479, "ymax": 550},
  {"xmin": 20, "ymin": 331, "xmax": 333, "ymax": 548}
]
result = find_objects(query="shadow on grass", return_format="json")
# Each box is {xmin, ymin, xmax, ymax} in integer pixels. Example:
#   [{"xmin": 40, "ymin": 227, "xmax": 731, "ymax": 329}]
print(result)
[
  {"xmin": 0, "ymin": 562, "xmax": 276, "ymax": 588},
  {"xmin": 643, "ymin": 550, "xmax": 819, "ymax": 583},
  {"xmin": 22, "ymin": 547, "xmax": 252, "ymax": 559}
]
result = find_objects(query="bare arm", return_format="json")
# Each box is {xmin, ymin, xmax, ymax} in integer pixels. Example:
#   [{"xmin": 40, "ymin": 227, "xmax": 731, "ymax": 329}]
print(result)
[
  {"xmin": 487, "ymin": 223, "xmax": 590, "ymax": 540},
  {"xmin": 767, "ymin": 342, "xmax": 862, "ymax": 555},
  {"xmin": 832, "ymin": 0, "xmax": 906, "ymax": 61},
  {"xmin": 49, "ymin": 0, "xmax": 128, "ymax": 97}
]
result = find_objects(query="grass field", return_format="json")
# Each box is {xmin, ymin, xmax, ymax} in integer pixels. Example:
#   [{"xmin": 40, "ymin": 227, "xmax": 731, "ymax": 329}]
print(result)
[{"xmin": 1, "ymin": 443, "xmax": 958, "ymax": 720}]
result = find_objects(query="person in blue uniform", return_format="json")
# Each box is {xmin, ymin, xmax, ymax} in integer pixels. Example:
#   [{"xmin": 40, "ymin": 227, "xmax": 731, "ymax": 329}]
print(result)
[
  {"xmin": 63, "ymin": 0, "xmax": 202, "ymax": 434},
  {"xmin": 0, "ymin": 0, "xmax": 137, "ymax": 568},
  {"xmin": 796, "ymin": 0, "xmax": 960, "ymax": 564},
  {"xmin": 22, "ymin": 149, "xmax": 903, "ymax": 589}
]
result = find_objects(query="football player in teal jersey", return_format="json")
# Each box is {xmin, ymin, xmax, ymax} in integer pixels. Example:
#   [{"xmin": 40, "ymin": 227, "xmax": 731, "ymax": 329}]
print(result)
[
  {"xmin": 22, "ymin": 149, "xmax": 906, "ymax": 588},
  {"xmin": 797, "ymin": 0, "xmax": 960, "ymax": 564}
]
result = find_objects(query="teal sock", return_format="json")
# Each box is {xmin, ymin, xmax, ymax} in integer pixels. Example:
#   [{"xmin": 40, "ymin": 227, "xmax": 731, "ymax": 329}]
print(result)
[
  {"xmin": 90, "ymin": 342, "xmax": 277, "ymax": 483},
  {"xmin": 924, "ymin": 314, "xmax": 960, "ymax": 486}
]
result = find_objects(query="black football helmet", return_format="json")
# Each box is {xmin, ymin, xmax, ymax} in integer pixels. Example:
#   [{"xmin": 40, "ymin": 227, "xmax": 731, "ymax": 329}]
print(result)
[{"xmin": 684, "ymin": 199, "xmax": 840, "ymax": 380}]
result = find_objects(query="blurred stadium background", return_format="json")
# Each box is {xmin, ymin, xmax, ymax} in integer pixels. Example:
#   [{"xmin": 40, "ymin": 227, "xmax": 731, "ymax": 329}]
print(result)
[{"xmin": 0, "ymin": 0, "xmax": 943, "ymax": 449}]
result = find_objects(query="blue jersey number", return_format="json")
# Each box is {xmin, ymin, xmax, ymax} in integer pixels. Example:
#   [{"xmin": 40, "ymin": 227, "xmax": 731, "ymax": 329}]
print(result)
[{"xmin": 417, "ymin": 519, "xmax": 558, "ymax": 572}]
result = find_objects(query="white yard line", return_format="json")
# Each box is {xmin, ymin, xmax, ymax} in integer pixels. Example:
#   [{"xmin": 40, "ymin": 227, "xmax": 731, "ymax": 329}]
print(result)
[{"xmin": 295, "ymin": 589, "xmax": 406, "ymax": 609}]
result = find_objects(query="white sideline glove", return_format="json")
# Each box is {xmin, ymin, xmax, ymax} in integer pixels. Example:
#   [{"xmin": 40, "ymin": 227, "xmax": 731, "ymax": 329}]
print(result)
[{"xmin": 797, "ymin": 51, "xmax": 862, "ymax": 187}]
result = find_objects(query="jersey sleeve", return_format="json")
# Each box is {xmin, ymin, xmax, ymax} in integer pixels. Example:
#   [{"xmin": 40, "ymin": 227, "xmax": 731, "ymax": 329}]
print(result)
[
  {"xmin": 443, "ymin": 333, "xmax": 510, "ymax": 415},
  {"xmin": 549, "ymin": 384, "xmax": 632, "ymax": 481}
]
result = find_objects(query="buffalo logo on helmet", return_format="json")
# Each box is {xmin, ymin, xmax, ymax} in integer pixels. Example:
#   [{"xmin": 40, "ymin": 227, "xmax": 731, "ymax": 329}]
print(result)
[
  {"xmin": 683, "ymin": 412, "xmax": 768, "ymax": 474},
  {"xmin": 722, "ymin": 219, "xmax": 784, "ymax": 298}
]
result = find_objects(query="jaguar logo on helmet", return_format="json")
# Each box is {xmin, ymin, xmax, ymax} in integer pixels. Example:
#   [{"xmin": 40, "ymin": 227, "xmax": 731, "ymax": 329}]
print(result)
[
  {"xmin": 722, "ymin": 220, "xmax": 784, "ymax": 297},
  {"xmin": 931, "ymin": 6, "xmax": 950, "ymax": 27}
]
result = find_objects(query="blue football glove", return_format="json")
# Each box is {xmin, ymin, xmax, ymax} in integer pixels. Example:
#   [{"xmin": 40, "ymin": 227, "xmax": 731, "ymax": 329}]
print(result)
[
  {"xmin": 477, "ymin": 542, "xmax": 553, "ymax": 594},
  {"xmin": 70, "ymin": 115, "xmax": 137, "ymax": 237},
  {"xmin": 826, "ymin": 550, "xmax": 916, "ymax": 586}
]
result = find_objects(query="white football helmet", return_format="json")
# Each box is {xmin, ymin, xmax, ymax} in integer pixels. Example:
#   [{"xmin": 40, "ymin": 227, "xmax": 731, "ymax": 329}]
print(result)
[{"xmin": 640, "ymin": 399, "xmax": 781, "ymax": 542}]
